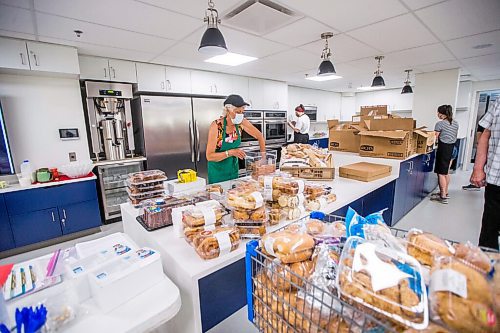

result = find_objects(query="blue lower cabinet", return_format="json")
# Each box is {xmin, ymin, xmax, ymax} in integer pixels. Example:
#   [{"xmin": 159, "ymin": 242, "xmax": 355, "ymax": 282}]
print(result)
[
  {"xmin": 392, "ymin": 161, "xmax": 411, "ymax": 224},
  {"xmin": 363, "ymin": 181, "xmax": 396, "ymax": 226},
  {"xmin": 0, "ymin": 195, "xmax": 15, "ymax": 251},
  {"xmin": 10, "ymin": 208, "xmax": 62, "ymax": 247},
  {"xmin": 199, "ymin": 258, "xmax": 246, "ymax": 332},
  {"xmin": 309, "ymin": 138, "xmax": 329, "ymax": 149},
  {"xmin": 60, "ymin": 200, "xmax": 101, "ymax": 235},
  {"xmin": 423, "ymin": 151, "xmax": 437, "ymax": 195}
]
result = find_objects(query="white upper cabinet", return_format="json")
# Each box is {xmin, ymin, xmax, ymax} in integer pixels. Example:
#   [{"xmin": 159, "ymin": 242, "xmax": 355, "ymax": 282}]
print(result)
[
  {"xmin": 108, "ymin": 59, "xmax": 137, "ymax": 83},
  {"xmin": 0, "ymin": 37, "xmax": 30, "ymax": 70},
  {"xmin": 26, "ymin": 41, "xmax": 79, "ymax": 75},
  {"xmin": 165, "ymin": 66, "xmax": 191, "ymax": 94},
  {"xmin": 136, "ymin": 62, "xmax": 166, "ymax": 92},
  {"xmin": 249, "ymin": 78, "xmax": 288, "ymax": 110},
  {"xmin": 79, "ymin": 56, "xmax": 136, "ymax": 83},
  {"xmin": 191, "ymin": 70, "xmax": 222, "ymax": 95},
  {"xmin": 228, "ymin": 75, "xmax": 249, "ymax": 100},
  {"xmin": 0, "ymin": 37, "xmax": 79, "ymax": 74}
]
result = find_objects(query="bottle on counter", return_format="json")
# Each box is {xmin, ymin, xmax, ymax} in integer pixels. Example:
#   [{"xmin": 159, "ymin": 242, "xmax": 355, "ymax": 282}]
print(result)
[{"xmin": 20, "ymin": 160, "xmax": 33, "ymax": 183}]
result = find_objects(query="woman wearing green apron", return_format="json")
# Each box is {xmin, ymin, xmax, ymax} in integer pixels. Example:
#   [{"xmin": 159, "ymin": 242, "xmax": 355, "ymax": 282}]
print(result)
[{"xmin": 206, "ymin": 94, "xmax": 266, "ymax": 184}]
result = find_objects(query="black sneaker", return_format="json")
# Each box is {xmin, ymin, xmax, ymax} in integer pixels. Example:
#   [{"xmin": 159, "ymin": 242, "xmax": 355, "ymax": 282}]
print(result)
[{"xmin": 462, "ymin": 184, "xmax": 480, "ymax": 191}]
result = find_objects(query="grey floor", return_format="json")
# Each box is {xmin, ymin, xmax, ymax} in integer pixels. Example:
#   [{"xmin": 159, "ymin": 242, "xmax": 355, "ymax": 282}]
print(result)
[{"xmin": 0, "ymin": 168, "xmax": 484, "ymax": 333}]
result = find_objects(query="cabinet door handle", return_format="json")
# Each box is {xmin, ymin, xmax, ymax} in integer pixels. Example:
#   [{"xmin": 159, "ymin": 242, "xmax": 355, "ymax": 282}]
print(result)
[
  {"xmin": 214, "ymin": 84, "xmax": 218, "ymax": 93},
  {"xmin": 19, "ymin": 53, "xmax": 26, "ymax": 65},
  {"xmin": 32, "ymin": 52, "xmax": 39, "ymax": 66},
  {"xmin": 104, "ymin": 68, "xmax": 107, "ymax": 78},
  {"xmin": 111, "ymin": 67, "xmax": 116, "ymax": 78},
  {"xmin": 63, "ymin": 209, "xmax": 67, "ymax": 219},
  {"xmin": 210, "ymin": 85, "xmax": 213, "ymax": 93},
  {"xmin": 166, "ymin": 80, "xmax": 171, "ymax": 91},
  {"xmin": 51, "ymin": 211, "xmax": 55, "ymax": 222},
  {"xmin": 161, "ymin": 81, "xmax": 165, "ymax": 90}
]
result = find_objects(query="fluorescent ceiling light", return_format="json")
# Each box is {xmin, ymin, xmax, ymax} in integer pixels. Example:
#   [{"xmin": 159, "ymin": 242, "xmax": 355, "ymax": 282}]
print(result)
[
  {"xmin": 204, "ymin": 52, "xmax": 257, "ymax": 66},
  {"xmin": 357, "ymin": 86, "xmax": 384, "ymax": 91},
  {"xmin": 305, "ymin": 75, "xmax": 342, "ymax": 81}
]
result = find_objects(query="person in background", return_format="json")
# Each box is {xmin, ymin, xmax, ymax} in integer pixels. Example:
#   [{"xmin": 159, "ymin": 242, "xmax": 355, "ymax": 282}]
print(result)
[
  {"xmin": 470, "ymin": 98, "xmax": 500, "ymax": 250},
  {"xmin": 288, "ymin": 104, "xmax": 310, "ymax": 144},
  {"xmin": 206, "ymin": 94, "xmax": 265, "ymax": 184},
  {"xmin": 431, "ymin": 105, "xmax": 459, "ymax": 204},
  {"xmin": 463, "ymin": 123, "xmax": 485, "ymax": 191}
]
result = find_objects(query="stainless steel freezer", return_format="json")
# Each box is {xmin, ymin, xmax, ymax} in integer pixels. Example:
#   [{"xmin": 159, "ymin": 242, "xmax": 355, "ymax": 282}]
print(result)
[{"xmin": 133, "ymin": 95, "xmax": 224, "ymax": 180}]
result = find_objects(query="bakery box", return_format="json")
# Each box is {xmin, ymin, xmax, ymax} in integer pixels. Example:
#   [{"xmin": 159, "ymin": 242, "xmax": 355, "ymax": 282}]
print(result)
[
  {"xmin": 360, "ymin": 105, "xmax": 388, "ymax": 116},
  {"xmin": 339, "ymin": 162, "xmax": 392, "ymax": 182},
  {"xmin": 327, "ymin": 120, "xmax": 362, "ymax": 153},
  {"xmin": 413, "ymin": 129, "xmax": 436, "ymax": 154},
  {"xmin": 358, "ymin": 130, "xmax": 413, "ymax": 160}
]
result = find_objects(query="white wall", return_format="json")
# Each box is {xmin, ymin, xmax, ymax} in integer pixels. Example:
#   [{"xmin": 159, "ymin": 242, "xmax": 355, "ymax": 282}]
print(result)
[
  {"xmin": 340, "ymin": 94, "xmax": 356, "ymax": 121},
  {"xmin": 288, "ymin": 86, "xmax": 341, "ymax": 120},
  {"xmin": 0, "ymin": 74, "xmax": 90, "ymax": 172},
  {"xmin": 413, "ymin": 68, "xmax": 460, "ymax": 130},
  {"xmin": 355, "ymin": 88, "xmax": 414, "ymax": 114}
]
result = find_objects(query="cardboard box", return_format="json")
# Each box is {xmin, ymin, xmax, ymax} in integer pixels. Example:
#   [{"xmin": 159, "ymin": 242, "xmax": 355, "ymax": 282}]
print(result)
[
  {"xmin": 339, "ymin": 162, "xmax": 392, "ymax": 182},
  {"xmin": 352, "ymin": 114, "xmax": 390, "ymax": 123},
  {"xmin": 360, "ymin": 105, "xmax": 388, "ymax": 116},
  {"xmin": 364, "ymin": 117, "xmax": 416, "ymax": 131},
  {"xmin": 327, "ymin": 120, "xmax": 363, "ymax": 153},
  {"xmin": 413, "ymin": 129, "xmax": 436, "ymax": 154},
  {"xmin": 358, "ymin": 130, "xmax": 413, "ymax": 160}
]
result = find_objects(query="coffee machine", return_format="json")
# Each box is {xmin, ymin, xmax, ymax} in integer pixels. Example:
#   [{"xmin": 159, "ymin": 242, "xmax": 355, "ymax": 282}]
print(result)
[{"xmin": 83, "ymin": 81, "xmax": 135, "ymax": 161}]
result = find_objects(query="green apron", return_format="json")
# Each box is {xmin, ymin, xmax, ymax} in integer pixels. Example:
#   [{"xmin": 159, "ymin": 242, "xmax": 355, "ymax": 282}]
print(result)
[{"xmin": 207, "ymin": 118, "xmax": 241, "ymax": 184}]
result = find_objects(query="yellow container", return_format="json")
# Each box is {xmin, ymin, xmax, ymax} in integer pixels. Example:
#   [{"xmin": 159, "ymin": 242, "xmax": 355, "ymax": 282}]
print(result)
[{"xmin": 177, "ymin": 169, "xmax": 197, "ymax": 183}]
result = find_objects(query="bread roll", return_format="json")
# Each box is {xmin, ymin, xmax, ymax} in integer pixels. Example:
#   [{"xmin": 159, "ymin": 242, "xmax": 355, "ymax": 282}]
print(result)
[{"xmin": 261, "ymin": 231, "xmax": 315, "ymax": 263}]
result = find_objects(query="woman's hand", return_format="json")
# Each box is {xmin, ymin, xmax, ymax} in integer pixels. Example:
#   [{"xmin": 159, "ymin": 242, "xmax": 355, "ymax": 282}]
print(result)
[{"xmin": 229, "ymin": 149, "xmax": 246, "ymax": 159}]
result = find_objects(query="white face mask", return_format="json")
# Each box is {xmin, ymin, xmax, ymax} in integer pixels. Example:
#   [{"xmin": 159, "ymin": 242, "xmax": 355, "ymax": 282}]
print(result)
[{"xmin": 232, "ymin": 113, "xmax": 244, "ymax": 124}]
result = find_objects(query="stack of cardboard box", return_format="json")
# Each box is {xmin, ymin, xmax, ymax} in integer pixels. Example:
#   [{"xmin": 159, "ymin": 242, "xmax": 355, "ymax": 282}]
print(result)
[{"xmin": 328, "ymin": 105, "xmax": 436, "ymax": 160}]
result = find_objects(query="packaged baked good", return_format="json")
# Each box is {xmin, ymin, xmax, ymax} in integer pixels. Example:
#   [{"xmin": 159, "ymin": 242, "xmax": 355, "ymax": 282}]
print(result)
[
  {"xmin": 267, "ymin": 259, "xmax": 315, "ymax": 292},
  {"xmin": 207, "ymin": 184, "xmax": 223, "ymax": 195},
  {"xmin": 260, "ymin": 230, "xmax": 315, "ymax": 264},
  {"xmin": 245, "ymin": 151, "xmax": 277, "ymax": 179},
  {"xmin": 304, "ymin": 184, "xmax": 328, "ymax": 199},
  {"xmin": 406, "ymin": 229, "xmax": 455, "ymax": 266},
  {"xmin": 141, "ymin": 197, "xmax": 191, "ymax": 230},
  {"xmin": 268, "ymin": 207, "xmax": 286, "ymax": 226},
  {"xmin": 182, "ymin": 203, "xmax": 225, "ymax": 228},
  {"xmin": 127, "ymin": 170, "xmax": 166, "ymax": 184},
  {"xmin": 236, "ymin": 224, "xmax": 267, "ymax": 239},
  {"xmin": 193, "ymin": 226, "xmax": 240, "ymax": 260},
  {"xmin": 128, "ymin": 188, "xmax": 165, "ymax": 206},
  {"xmin": 429, "ymin": 255, "xmax": 497, "ymax": 333},
  {"xmin": 337, "ymin": 236, "xmax": 428, "ymax": 329},
  {"xmin": 452, "ymin": 241, "xmax": 492, "ymax": 274},
  {"xmin": 226, "ymin": 187, "xmax": 264, "ymax": 210},
  {"xmin": 282, "ymin": 206, "xmax": 305, "ymax": 220},
  {"xmin": 258, "ymin": 175, "xmax": 305, "ymax": 196},
  {"xmin": 184, "ymin": 225, "xmax": 217, "ymax": 245},
  {"xmin": 231, "ymin": 206, "xmax": 266, "ymax": 223}
]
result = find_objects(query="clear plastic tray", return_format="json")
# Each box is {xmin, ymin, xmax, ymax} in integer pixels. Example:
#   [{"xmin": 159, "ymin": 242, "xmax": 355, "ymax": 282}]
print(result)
[
  {"xmin": 182, "ymin": 204, "xmax": 226, "ymax": 228},
  {"xmin": 127, "ymin": 170, "xmax": 167, "ymax": 185},
  {"xmin": 258, "ymin": 175, "xmax": 305, "ymax": 196},
  {"xmin": 245, "ymin": 151, "xmax": 277, "ymax": 179},
  {"xmin": 192, "ymin": 226, "xmax": 240, "ymax": 260},
  {"xmin": 140, "ymin": 197, "xmax": 191, "ymax": 230},
  {"xmin": 236, "ymin": 224, "xmax": 267, "ymax": 239},
  {"xmin": 126, "ymin": 178, "xmax": 165, "ymax": 189},
  {"xmin": 231, "ymin": 206, "xmax": 267, "ymax": 223},
  {"xmin": 126, "ymin": 187, "xmax": 165, "ymax": 198},
  {"xmin": 337, "ymin": 236, "xmax": 428, "ymax": 330},
  {"xmin": 127, "ymin": 183, "xmax": 164, "ymax": 194},
  {"xmin": 226, "ymin": 188, "xmax": 264, "ymax": 210}
]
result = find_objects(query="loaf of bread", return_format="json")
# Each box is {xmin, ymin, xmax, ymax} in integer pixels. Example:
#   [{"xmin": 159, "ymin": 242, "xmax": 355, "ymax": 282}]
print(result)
[
  {"xmin": 260, "ymin": 230, "xmax": 315, "ymax": 263},
  {"xmin": 407, "ymin": 229, "xmax": 454, "ymax": 266},
  {"xmin": 453, "ymin": 241, "xmax": 492, "ymax": 273}
]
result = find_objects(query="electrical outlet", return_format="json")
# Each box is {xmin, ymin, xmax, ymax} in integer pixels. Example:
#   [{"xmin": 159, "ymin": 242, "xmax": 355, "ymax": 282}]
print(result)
[{"xmin": 69, "ymin": 152, "xmax": 77, "ymax": 162}]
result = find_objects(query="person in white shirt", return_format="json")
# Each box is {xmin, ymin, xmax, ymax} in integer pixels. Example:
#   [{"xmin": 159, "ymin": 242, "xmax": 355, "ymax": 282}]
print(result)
[{"xmin": 288, "ymin": 104, "xmax": 310, "ymax": 144}]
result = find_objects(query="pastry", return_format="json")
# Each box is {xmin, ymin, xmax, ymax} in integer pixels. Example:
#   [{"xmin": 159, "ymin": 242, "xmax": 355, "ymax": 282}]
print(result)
[
  {"xmin": 268, "ymin": 208, "xmax": 284, "ymax": 225},
  {"xmin": 232, "ymin": 209, "xmax": 250, "ymax": 221},
  {"xmin": 260, "ymin": 230, "xmax": 315, "ymax": 263},
  {"xmin": 193, "ymin": 226, "xmax": 240, "ymax": 260},
  {"xmin": 407, "ymin": 229, "xmax": 454, "ymax": 266},
  {"xmin": 236, "ymin": 224, "xmax": 266, "ymax": 238},
  {"xmin": 182, "ymin": 205, "xmax": 225, "ymax": 228},
  {"xmin": 305, "ymin": 199, "xmax": 321, "ymax": 211},
  {"xmin": 453, "ymin": 242, "xmax": 492, "ymax": 273},
  {"xmin": 305, "ymin": 219, "xmax": 325, "ymax": 236},
  {"xmin": 207, "ymin": 184, "xmax": 223, "ymax": 194},
  {"xmin": 184, "ymin": 225, "xmax": 216, "ymax": 244},
  {"xmin": 226, "ymin": 189, "xmax": 264, "ymax": 209}
]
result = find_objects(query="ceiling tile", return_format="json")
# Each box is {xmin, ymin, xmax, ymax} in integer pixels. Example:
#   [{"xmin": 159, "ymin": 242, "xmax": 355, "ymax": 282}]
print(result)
[
  {"xmin": 445, "ymin": 30, "xmax": 500, "ymax": 59},
  {"xmin": 415, "ymin": 0, "xmax": 500, "ymax": 40},
  {"xmin": 461, "ymin": 53, "xmax": 500, "ymax": 76},
  {"xmin": 273, "ymin": 0, "xmax": 408, "ymax": 32},
  {"xmin": 383, "ymin": 43, "xmax": 456, "ymax": 69},
  {"xmin": 36, "ymin": 12, "xmax": 176, "ymax": 55},
  {"xmin": 234, "ymin": 49, "xmax": 319, "ymax": 76},
  {"xmin": 413, "ymin": 59, "xmax": 461, "ymax": 73},
  {"xmin": 183, "ymin": 26, "xmax": 290, "ymax": 58},
  {"xmin": 0, "ymin": 0, "xmax": 31, "ymax": 9},
  {"xmin": 347, "ymin": 14, "xmax": 438, "ymax": 53},
  {"xmin": 300, "ymin": 34, "xmax": 379, "ymax": 63},
  {"xmin": 0, "ymin": 30, "xmax": 36, "ymax": 40},
  {"xmin": 34, "ymin": 0, "xmax": 203, "ymax": 40},
  {"xmin": 400, "ymin": 0, "xmax": 448, "ymax": 10},
  {"xmin": 0, "ymin": 5, "xmax": 35, "ymax": 35},
  {"xmin": 134, "ymin": 0, "xmax": 242, "ymax": 19},
  {"xmin": 263, "ymin": 18, "xmax": 337, "ymax": 47}
]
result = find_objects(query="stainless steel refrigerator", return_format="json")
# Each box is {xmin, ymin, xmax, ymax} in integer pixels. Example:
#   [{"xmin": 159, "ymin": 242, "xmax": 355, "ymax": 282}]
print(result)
[{"xmin": 132, "ymin": 95, "xmax": 225, "ymax": 179}]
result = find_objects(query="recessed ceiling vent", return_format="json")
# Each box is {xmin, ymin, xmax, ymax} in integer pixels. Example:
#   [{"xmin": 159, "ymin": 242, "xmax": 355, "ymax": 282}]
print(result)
[{"xmin": 223, "ymin": 0, "xmax": 302, "ymax": 36}]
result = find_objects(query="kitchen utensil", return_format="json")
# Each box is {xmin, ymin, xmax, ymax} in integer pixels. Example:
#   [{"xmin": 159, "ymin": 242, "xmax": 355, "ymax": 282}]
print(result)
[{"xmin": 36, "ymin": 168, "xmax": 52, "ymax": 183}]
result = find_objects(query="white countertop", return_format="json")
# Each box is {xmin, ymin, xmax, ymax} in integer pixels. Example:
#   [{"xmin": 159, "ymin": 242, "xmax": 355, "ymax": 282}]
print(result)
[
  {"xmin": 121, "ymin": 151, "xmax": 414, "ymax": 281},
  {"xmin": 0, "ymin": 174, "xmax": 97, "ymax": 194}
]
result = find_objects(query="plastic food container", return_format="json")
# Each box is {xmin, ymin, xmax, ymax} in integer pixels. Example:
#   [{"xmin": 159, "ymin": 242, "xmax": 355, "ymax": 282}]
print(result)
[
  {"xmin": 226, "ymin": 188, "xmax": 264, "ymax": 210},
  {"xmin": 182, "ymin": 204, "xmax": 225, "ymax": 228},
  {"xmin": 245, "ymin": 151, "xmax": 277, "ymax": 179},
  {"xmin": 235, "ymin": 224, "xmax": 267, "ymax": 239},
  {"xmin": 231, "ymin": 206, "xmax": 267, "ymax": 223},
  {"xmin": 259, "ymin": 175, "xmax": 305, "ymax": 196},
  {"xmin": 192, "ymin": 226, "xmax": 240, "ymax": 260},
  {"xmin": 140, "ymin": 197, "xmax": 191, "ymax": 231},
  {"xmin": 184, "ymin": 225, "xmax": 217, "ymax": 245},
  {"xmin": 127, "ymin": 170, "xmax": 167, "ymax": 185},
  {"xmin": 268, "ymin": 207, "xmax": 286, "ymax": 225},
  {"xmin": 127, "ymin": 183, "xmax": 164, "ymax": 194},
  {"xmin": 336, "ymin": 236, "xmax": 428, "ymax": 330}
]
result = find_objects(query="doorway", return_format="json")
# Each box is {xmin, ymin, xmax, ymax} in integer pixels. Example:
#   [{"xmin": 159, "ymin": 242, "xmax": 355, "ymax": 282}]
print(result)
[{"xmin": 470, "ymin": 90, "xmax": 500, "ymax": 163}]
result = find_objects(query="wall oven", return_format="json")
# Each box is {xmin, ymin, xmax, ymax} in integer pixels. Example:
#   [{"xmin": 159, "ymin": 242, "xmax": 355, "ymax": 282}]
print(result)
[
  {"xmin": 240, "ymin": 110, "xmax": 263, "ymax": 147},
  {"xmin": 303, "ymin": 105, "xmax": 317, "ymax": 122},
  {"xmin": 264, "ymin": 111, "xmax": 287, "ymax": 145}
]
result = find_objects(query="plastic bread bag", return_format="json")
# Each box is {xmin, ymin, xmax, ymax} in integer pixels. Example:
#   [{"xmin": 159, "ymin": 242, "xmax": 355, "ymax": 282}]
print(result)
[
  {"xmin": 41, "ymin": 288, "xmax": 87, "ymax": 332},
  {"xmin": 181, "ymin": 202, "xmax": 225, "ymax": 228},
  {"xmin": 260, "ymin": 230, "xmax": 315, "ymax": 264},
  {"xmin": 405, "ymin": 229, "xmax": 455, "ymax": 267},
  {"xmin": 265, "ymin": 257, "xmax": 315, "ymax": 292},
  {"xmin": 345, "ymin": 207, "xmax": 406, "ymax": 253},
  {"xmin": 336, "ymin": 236, "xmax": 428, "ymax": 330},
  {"xmin": 429, "ymin": 255, "xmax": 498, "ymax": 333},
  {"xmin": 193, "ymin": 226, "xmax": 240, "ymax": 260},
  {"xmin": 452, "ymin": 241, "xmax": 493, "ymax": 274}
]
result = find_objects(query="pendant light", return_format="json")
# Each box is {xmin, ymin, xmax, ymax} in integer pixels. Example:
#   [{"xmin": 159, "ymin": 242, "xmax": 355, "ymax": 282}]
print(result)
[
  {"xmin": 401, "ymin": 69, "xmax": 413, "ymax": 94},
  {"xmin": 317, "ymin": 32, "xmax": 336, "ymax": 76},
  {"xmin": 199, "ymin": 0, "xmax": 227, "ymax": 55},
  {"xmin": 371, "ymin": 56, "xmax": 385, "ymax": 87}
]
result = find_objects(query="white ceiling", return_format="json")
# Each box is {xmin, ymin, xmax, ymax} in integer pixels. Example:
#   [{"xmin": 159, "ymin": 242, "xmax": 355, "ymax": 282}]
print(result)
[{"xmin": 0, "ymin": 0, "xmax": 499, "ymax": 92}]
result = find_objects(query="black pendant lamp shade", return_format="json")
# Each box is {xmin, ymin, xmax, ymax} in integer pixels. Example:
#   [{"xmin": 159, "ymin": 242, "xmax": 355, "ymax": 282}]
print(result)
[
  {"xmin": 401, "ymin": 69, "xmax": 413, "ymax": 94},
  {"xmin": 317, "ymin": 32, "xmax": 336, "ymax": 76},
  {"xmin": 371, "ymin": 56, "xmax": 385, "ymax": 87},
  {"xmin": 199, "ymin": 0, "xmax": 227, "ymax": 55}
]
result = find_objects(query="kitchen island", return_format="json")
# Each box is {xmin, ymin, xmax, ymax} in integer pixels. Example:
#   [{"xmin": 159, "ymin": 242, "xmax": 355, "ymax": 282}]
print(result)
[{"xmin": 121, "ymin": 151, "xmax": 437, "ymax": 333}]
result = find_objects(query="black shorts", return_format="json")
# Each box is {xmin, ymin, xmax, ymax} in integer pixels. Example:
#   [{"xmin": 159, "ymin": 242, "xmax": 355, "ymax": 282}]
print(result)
[{"xmin": 434, "ymin": 141, "xmax": 455, "ymax": 175}]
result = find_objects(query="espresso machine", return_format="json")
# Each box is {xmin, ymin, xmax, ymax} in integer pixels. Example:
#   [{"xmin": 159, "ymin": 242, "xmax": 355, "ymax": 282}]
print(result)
[{"xmin": 83, "ymin": 81, "xmax": 135, "ymax": 161}]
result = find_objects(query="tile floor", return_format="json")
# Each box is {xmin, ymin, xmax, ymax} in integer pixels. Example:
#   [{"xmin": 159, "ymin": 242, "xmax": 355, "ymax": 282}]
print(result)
[{"xmin": 0, "ymin": 168, "xmax": 486, "ymax": 332}]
